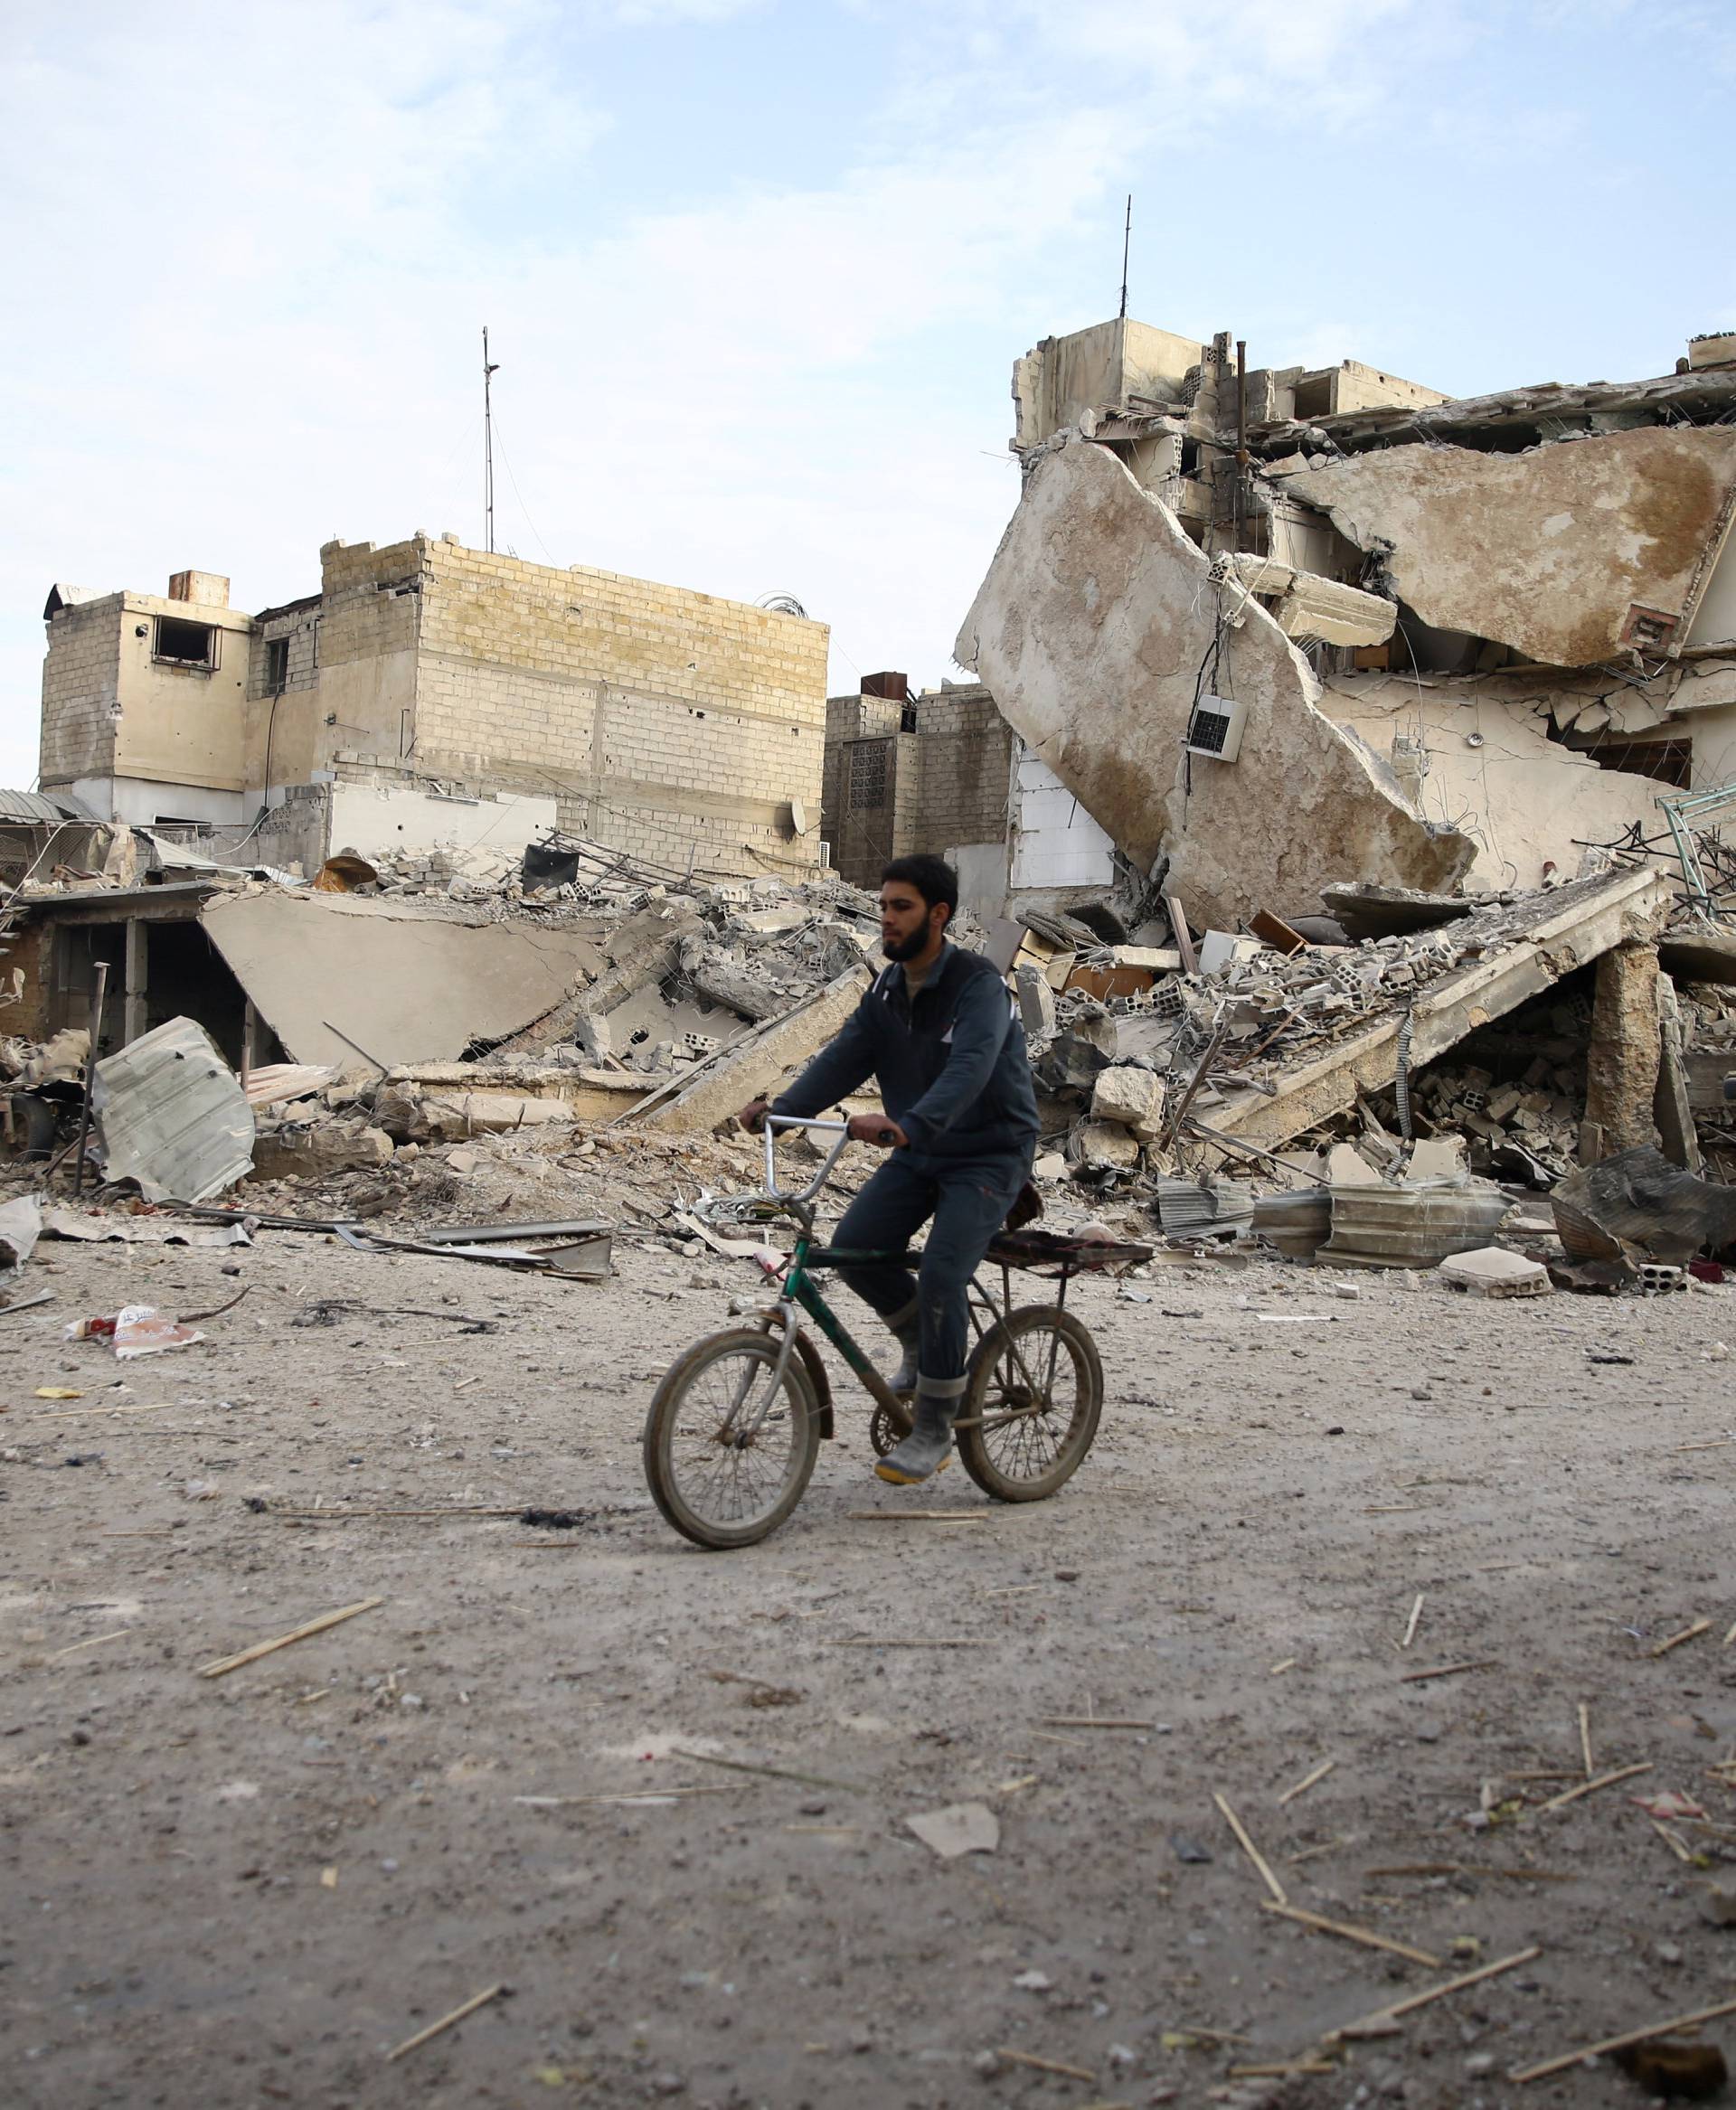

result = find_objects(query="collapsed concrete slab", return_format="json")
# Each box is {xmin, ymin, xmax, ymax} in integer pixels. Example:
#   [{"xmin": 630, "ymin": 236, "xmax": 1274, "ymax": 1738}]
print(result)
[
  {"xmin": 1287, "ymin": 426, "xmax": 1736, "ymax": 666},
  {"xmin": 645, "ymin": 964, "xmax": 872, "ymax": 1133},
  {"xmin": 201, "ymin": 892, "xmax": 605, "ymax": 1072},
  {"xmin": 1203, "ymin": 866, "xmax": 1673, "ymax": 1154},
  {"xmin": 955, "ymin": 436, "xmax": 1472, "ymax": 930}
]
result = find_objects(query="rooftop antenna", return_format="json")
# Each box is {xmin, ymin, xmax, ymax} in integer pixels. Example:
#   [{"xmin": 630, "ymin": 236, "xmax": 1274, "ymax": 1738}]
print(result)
[
  {"xmin": 1118, "ymin": 194, "xmax": 1132, "ymax": 321},
  {"xmin": 482, "ymin": 325, "xmax": 500, "ymax": 553}
]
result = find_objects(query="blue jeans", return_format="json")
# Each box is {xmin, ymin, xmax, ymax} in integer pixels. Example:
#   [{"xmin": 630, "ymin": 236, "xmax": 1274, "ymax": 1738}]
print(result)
[{"xmin": 830, "ymin": 1148, "xmax": 1033, "ymax": 1401}]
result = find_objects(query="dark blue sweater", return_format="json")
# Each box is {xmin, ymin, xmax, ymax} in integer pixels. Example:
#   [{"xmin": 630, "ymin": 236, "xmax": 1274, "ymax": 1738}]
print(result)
[{"xmin": 772, "ymin": 941, "xmax": 1040, "ymax": 1162}]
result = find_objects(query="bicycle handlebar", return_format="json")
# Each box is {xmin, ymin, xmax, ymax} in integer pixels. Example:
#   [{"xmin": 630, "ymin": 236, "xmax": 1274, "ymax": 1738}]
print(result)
[{"xmin": 761, "ymin": 1113, "xmax": 853, "ymax": 1205}]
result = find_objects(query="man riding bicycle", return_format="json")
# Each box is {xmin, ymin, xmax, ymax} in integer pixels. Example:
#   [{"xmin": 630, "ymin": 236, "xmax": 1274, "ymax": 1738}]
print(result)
[{"xmin": 739, "ymin": 854, "xmax": 1040, "ymax": 1486}]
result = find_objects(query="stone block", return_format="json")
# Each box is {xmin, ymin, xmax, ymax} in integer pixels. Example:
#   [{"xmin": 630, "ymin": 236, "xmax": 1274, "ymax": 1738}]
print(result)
[
  {"xmin": 1071, "ymin": 1120, "xmax": 1142, "ymax": 1171},
  {"xmin": 1015, "ymin": 964, "xmax": 1056, "ymax": 1038},
  {"xmin": 250, "ymin": 1121, "xmax": 394, "ymax": 1182},
  {"xmin": 1090, "ymin": 1064, "xmax": 1164, "ymax": 1132},
  {"xmin": 1438, "ymin": 1246, "xmax": 1552, "ymax": 1298}
]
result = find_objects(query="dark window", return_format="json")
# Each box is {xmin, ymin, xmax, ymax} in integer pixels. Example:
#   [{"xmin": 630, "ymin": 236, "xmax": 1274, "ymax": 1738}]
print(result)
[
  {"xmin": 1574, "ymin": 737, "xmax": 1694, "ymax": 788},
  {"xmin": 155, "ymin": 616, "xmax": 217, "ymax": 669},
  {"xmin": 265, "ymin": 637, "xmax": 289, "ymax": 693}
]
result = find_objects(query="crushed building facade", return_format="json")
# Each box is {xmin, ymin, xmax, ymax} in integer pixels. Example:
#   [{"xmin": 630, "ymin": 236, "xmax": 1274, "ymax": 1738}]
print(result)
[
  {"xmin": 947, "ymin": 317, "xmax": 1736, "ymax": 930},
  {"xmin": 41, "ymin": 535, "xmax": 829, "ymax": 881}
]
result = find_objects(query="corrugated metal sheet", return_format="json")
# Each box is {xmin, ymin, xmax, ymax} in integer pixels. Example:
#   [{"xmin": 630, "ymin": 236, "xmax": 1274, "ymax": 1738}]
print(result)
[
  {"xmin": 92, "ymin": 1016, "xmax": 255, "ymax": 1203},
  {"xmin": 0, "ymin": 787, "xmax": 99, "ymax": 823}
]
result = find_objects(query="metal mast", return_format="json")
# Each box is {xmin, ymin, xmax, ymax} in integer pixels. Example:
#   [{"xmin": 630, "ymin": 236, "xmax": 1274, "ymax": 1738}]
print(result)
[
  {"xmin": 1118, "ymin": 195, "xmax": 1132, "ymax": 320},
  {"xmin": 482, "ymin": 326, "xmax": 500, "ymax": 553}
]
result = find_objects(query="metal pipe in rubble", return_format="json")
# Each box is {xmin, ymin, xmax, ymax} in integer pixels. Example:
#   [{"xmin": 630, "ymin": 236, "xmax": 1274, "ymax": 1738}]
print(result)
[{"xmin": 72, "ymin": 959, "xmax": 109, "ymax": 1199}]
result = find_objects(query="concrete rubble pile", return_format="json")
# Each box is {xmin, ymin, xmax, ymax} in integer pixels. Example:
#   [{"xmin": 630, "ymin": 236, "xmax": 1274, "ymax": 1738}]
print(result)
[{"xmin": 995, "ymin": 860, "xmax": 1736, "ymax": 1293}]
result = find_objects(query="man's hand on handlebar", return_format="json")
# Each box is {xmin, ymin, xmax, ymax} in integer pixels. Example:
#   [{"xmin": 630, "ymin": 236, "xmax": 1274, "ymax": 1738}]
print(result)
[
  {"xmin": 847, "ymin": 1113, "xmax": 909, "ymax": 1150},
  {"xmin": 736, "ymin": 1098, "xmax": 770, "ymax": 1135}
]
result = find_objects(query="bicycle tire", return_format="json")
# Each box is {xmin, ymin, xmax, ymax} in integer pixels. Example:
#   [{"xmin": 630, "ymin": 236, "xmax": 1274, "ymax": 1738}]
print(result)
[
  {"xmin": 643, "ymin": 1327, "xmax": 822, "ymax": 1550},
  {"xmin": 955, "ymin": 1305, "xmax": 1102, "ymax": 1503}
]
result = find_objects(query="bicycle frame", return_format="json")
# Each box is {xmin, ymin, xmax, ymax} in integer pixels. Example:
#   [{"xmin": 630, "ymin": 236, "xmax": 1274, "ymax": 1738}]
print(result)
[{"xmin": 714, "ymin": 1116, "xmax": 1058, "ymax": 1445}]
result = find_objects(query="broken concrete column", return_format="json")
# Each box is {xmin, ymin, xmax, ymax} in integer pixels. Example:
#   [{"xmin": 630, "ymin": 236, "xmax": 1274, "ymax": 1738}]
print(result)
[
  {"xmin": 250, "ymin": 1121, "xmax": 394, "ymax": 1182},
  {"xmin": 1654, "ymin": 973, "xmax": 1702, "ymax": 1174},
  {"xmin": 687, "ymin": 955, "xmax": 785, "ymax": 1022},
  {"xmin": 1580, "ymin": 941, "xmax": 1661, "ymax": 1162},
  {"xmin": 954, "ymin": 434, "xmax": 1472, "ymax": 930}
]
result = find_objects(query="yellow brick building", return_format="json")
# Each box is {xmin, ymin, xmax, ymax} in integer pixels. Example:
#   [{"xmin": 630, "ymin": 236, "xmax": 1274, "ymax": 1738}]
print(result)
[{"xmin": 41, "ymin": 536, "xmax": 830, "ymax": 878}]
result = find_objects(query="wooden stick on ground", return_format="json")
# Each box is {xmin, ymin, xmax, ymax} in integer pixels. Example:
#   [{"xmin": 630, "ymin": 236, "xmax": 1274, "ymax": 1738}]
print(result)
[
  {"xmin": 1724, "ymin": 1620, "xmax": 1736, "ymax": 1649},
  {"xmin": 1326, "ymin": 1946, "xmax": 1543, "ymax": 2042},
  {"xmin": 831, "ymin": 1638, "xmax": 976, "ymax": 1649},
  {"xmin": 50, "ymin": 1627, "xmax": 134, "ymax": 1660},
  {"xmin": 1364, "ymin": 1864, "xmax": 1571, "ymax": 1884},
  {"xmin": 1579, "ymin": 1701, "xmax": 1594, "ymax": 1780},
  {"xmin": 1399, "ymin": 1659, "xmax": 1498, "ymax": 1684},
  {"xmin": 1231, "ymin": 2062, "xmax": 1336, "ymax": 2080},
  {"xmin": 178, "ymin": 1286, "xmax": 250, "ymax": 1323},
  {"xmin": 28, "ymin": 1401, "xmax": 175, "ymax": 1418},
  {"xmin": 1533, "ymin": 1761, "xmax": 1651, "ymax": 1814},
  {"xmin": 1039, "ymin": 1718, "xmax": 1156, "ymax": 1731},
  {"xmin": 1401, "ymin": 1594, "xmax": 1424, "ymax": 1651},
  {"xmin": 1213, "ymin": 1792, "xmax": 1288, "ymax": 1905},
  {"xmin": 1652, "ymin": 1617, "xmax": 1711, "ymax": 1657},
  {"xmin": 384, "ymin": 1983, "xmax": 506, "ymax": 2062},
  {"xmin": 671, "ymin": 1747, "xmax": 863, "ymax": 1793},
  {"xmin": 1261, "ymin": 1900, "xmax": 1440, "ymax": 1968},
  {"xmin": 514, "ymin": 1788, "xmax": 729, "ymax": 1808},
  {"xmin": 1278, "ymin": 1759, "xmax": 1335, "ymax": 1807},
  {"xmin": 274, "ymin": 1507, "xmax": 524, "ymax": 1521},
  {"xmin": 197, "ymin": 1597, "xmax": 384, "ymax": 1679},
  {"xmin": 1510, "ymin": 1993, "xmax": 1736, "ymax": 2085},
  {"xmin": 846, "ymin": 1510, "xmax": 986, "ymax": 1523},
  {"xmin": 995, "ymin": 2048, "xmax": 1096, "ymax": 2082}
]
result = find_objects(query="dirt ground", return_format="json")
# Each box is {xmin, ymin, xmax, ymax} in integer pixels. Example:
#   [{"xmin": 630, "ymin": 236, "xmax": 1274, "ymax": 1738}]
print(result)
[{"xmin": 4, "ymin": 1143, "xmax": 1736, "ymax": 2110}]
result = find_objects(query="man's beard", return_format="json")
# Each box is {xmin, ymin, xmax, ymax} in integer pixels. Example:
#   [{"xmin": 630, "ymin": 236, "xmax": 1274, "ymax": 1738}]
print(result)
[{"xmin": 882, "ymin": 925, "xmax": 930, "ymax": 963}]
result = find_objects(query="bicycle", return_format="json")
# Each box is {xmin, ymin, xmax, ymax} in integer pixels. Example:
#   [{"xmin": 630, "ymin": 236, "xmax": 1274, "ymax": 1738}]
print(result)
[{"xmin": 641, "ymin": 1115, "xmax": 1152, "ymax": 1550}]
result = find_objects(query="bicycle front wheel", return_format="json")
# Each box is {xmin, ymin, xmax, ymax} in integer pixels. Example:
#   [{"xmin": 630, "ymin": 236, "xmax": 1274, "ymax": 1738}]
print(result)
[
  {"xmin": 955, "ymin": 1305, "xmax": 1102, "ymax": 1502},
  {"xmin": 643, "ymin": 1328, "xmax": 822, "ymax": 1550}
]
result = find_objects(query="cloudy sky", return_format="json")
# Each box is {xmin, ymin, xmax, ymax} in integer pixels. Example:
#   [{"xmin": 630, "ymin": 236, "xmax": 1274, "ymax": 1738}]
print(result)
[{"xmin": 3, "ymin": 0, "xmax": 1731, "ymax": 789}]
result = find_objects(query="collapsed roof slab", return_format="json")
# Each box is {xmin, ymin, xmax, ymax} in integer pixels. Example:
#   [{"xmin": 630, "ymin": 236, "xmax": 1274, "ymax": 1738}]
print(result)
[
  {"xmin": 1203, "ymin": 865, "xmax": 1673, "ymax": 1154},
  {"xmin": 1287, "ymin": 426, "xmax": 1736, "ymax": 667},
  {"xmin": 954, "ymin": 435, "xmax": 1472, "ymax": 930},
  {"xmin": 201, "ymin": 892, "xmax": 606, "ymax": 1071}
]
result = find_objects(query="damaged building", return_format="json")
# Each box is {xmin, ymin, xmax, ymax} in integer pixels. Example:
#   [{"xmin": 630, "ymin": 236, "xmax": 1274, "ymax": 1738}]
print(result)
[
  {"xmin": 951, "ymin": 317, "xmax": 1736, "ymax": 932},
  {"xmin": 40, "ymin": 536, "xmax": 829, "ymax": 881}
]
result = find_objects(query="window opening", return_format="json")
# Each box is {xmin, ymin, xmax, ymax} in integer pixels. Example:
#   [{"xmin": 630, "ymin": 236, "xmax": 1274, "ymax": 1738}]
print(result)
[{"xmin": 155, "ymin": 616, "xmax": 217, "ymax": 669}]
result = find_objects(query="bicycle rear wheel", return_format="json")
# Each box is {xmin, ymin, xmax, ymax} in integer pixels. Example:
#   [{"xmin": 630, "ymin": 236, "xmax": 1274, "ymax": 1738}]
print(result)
[
  {"xmin": 643, "ymin": 1328, "xmax": 822, "ymax": 1550},
  {"xmin": 955, "ymin": 1305, "xmax": 1102, "ymax": 1502}
]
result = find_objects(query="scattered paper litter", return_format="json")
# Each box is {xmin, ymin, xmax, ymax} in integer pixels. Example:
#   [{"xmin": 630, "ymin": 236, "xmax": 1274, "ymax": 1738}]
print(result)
[
  {"xmin": 905, "ymin": 1801, "xmax": 1000, "ymax": 1860},
  {"xmin": 66, "ymin": 1305, "xmax": 205, "ymax": 1359}
]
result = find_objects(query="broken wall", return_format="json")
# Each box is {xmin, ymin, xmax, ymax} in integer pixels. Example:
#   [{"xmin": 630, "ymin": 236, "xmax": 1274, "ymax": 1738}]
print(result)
[
  {"xmin": 410, "ymin": 538, "xmax": 828, "ymax": 875},
  {"xmin": 1317, "ymin": 674, "xmax": 1664, "ymax": 888},
  {"xmin": 1287, "ymin": 426, "xmax": 1736, "ymax": 666},
  {"xmin": 955, "ymin": 436, "xmax": 1473, "ymax": 929},
  {"xmin": 1013, "ymin": 319, "xmax": 1204, "ymax": 453}
]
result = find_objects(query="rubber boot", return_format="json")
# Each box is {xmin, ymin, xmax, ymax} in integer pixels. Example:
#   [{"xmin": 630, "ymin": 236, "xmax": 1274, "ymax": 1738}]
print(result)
[
  {"xmin": 874, "ymin": 1386, "xmax": 958, "ymax": 1485},
  {"xmin": 887, "ymin": 1318, "xmax": 920, "ymax": 1397}
]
